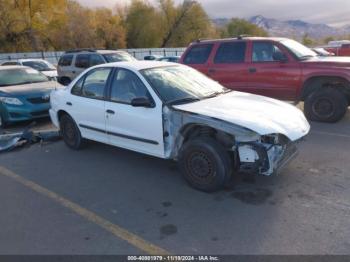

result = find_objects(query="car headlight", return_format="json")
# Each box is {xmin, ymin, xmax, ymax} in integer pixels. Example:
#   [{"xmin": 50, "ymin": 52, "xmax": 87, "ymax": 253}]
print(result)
[{"xmin": 0, "ymin": 97, "xmax": 23, "ymax": 105}]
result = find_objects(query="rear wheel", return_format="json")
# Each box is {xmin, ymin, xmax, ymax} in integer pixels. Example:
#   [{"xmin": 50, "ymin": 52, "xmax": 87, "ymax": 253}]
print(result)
[
  {"xmin": 304, "ymin": 88, "xmax": 348, "ymax": 123},
  {"xmin": 60, "ymin": 114, "xmax": 84, "ymax": 150},
  {"xmin": 178, "ymin": 137, "xmax": 233, "ymax": 192}
]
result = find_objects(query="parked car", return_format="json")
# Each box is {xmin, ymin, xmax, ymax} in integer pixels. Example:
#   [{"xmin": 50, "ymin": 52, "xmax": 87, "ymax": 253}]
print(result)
[
  {"xmin": 325, "ymin": 43, "xmax": 350, "ymax": 57},
  {"xmin": 1, "ymin": 59, "xmax": 58, "ymax": 80},
  {"xmin": 144, "ymin": 55, "xmax": 163, "ymax": 61},
  {"xmin": 57, "ymin": 49, "xmax": 136, "ymax": 86},
  {"xmin": 180, "ymin": 36, "xmax": 350, "ymax": 123},
  {"xmin": 156, "ymin": 56, "xmax": 181, "ymax": 63},
  {"xmin": 311, "ymin": 48, "xmax": 334, "ymax": 56},
  {"xmin": 49, "ymin": 61, "xmax": 309, "ymax": 192},
  {"xmin": 0, "ymin": 66, "xmax": 62, "ymax": 127}
]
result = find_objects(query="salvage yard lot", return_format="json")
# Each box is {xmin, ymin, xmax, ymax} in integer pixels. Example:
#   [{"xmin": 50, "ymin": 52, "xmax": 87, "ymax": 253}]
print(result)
[{"xmin": 0, "ymin": 112, "xmax": 349, "ymax": 255}]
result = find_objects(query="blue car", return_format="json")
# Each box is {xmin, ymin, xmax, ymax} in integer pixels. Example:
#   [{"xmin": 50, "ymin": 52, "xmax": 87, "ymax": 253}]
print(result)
[{"xmin": 0, "ymin": 66, "xmax": 61, "ymax": 127}]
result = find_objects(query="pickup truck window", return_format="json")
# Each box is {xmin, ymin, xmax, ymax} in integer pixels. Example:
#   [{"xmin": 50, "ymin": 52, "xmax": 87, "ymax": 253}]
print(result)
[
  {"xmin": 110, "ymin": 69, "xmax": 150, "ymax": 104},
  {"xmin": 280, "ymin": 39, "xmax": 316, "ymax": 59},
  {"xmin": 214, "ymin": 42, "xmax": 246, "ymax": 64},
  {"xmin": 184, "ymin": 44, "xmax": 213, "ymax": 64},
  {"xmin": 252, "ymin": 42, "xmax": 284, "ymax": 62}
]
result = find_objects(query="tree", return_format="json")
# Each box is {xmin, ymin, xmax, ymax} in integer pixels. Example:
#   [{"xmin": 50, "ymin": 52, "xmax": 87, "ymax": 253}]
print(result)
[
  {"xmin": 222, "ymin": 18, "xmax": 268, "ymax": 38},
  {"xmin": 125, "ymin": 0, "xmax": 162, "ymax": 48},
  {"xmin": 159, "ymin": 0, "xmax": 217, "ymax": 47},
  {"xmin": 302, "ymin": 33, "xmax": 314, "ymax": 46}
]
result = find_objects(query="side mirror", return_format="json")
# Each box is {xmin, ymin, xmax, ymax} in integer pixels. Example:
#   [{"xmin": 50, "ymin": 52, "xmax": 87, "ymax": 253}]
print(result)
[
  {"xmin": 131, "ymin": 97, "xmax": 154, "ymax": 108},
  {"xmin": 273, "ymin": 52, "xmax": 288, "ymax": 62}
]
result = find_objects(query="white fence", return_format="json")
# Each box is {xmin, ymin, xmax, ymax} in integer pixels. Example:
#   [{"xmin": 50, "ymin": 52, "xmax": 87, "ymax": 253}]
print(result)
[{"xmin": 0, "ymin": 48, "xmax": 186, "ymax": 64}]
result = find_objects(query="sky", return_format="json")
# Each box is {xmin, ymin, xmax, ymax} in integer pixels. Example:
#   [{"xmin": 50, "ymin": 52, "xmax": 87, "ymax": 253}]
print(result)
[{"xmin": 78, "ymin": 0, "xmax": 350, "ymax": 27}]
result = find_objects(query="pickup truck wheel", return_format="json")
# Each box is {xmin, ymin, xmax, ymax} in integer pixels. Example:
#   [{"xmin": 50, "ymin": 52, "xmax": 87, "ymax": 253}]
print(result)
[
  {"xmin": 178, "ymin": 137, "xmax": 233, "ymax": 192},
  {"xmin": 304, "ymin": 88, "xmax": 348, "ymax": 123},
  {"xmin": 60, "ymin": 114, "xmax": 84, "ymax": 150}
]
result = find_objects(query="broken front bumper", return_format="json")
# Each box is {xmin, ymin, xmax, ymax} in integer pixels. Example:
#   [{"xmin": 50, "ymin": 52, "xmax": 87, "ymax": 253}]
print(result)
[{"xmin": 237, "ymin": 140, "xmax": 300, "ymax": 176}]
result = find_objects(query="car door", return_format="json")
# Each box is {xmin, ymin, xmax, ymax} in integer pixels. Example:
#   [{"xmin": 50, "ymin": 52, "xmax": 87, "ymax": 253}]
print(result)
[
  {"xmin": 206, "ymin": 41, "xmax": 249, "ymax": 90},
  {"xmin": 104, "ymin": 68, "xmax": 164, "ymax": 158},
  {"xmin": 73, "ymin": 54, "xmax": 91, "ymax": 78},
  {"xmin": 244, "ymin": 41, "xmax": 302, "ymax": 100},
  {"xmin": 67, "ymin": 67, "xmax": 113, "ymax": 143}
]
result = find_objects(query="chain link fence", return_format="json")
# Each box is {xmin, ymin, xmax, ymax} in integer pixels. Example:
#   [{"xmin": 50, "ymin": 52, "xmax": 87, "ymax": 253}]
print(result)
[{"xmin": 0, "ymin": 48, "xmax": 186, "ymax": 65}]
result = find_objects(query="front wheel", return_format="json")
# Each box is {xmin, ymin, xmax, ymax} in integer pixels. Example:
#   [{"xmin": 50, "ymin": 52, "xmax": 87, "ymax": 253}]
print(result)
[
  {"xmin": 178, "ymin": 137, "xmax": 233, "ymax": 192},
  {"xmin": 60, "ymin": 114, "xmax": 84, "ymax": 150},
  {"xmin": 304, "ymin": 88, "xmax": 348, "ymax": 123}
]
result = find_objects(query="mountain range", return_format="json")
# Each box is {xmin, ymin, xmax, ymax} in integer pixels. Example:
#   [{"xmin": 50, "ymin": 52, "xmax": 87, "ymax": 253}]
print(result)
[{"xmin": 213, "ymin": 15, "xmax": 350, "ymax": 40}]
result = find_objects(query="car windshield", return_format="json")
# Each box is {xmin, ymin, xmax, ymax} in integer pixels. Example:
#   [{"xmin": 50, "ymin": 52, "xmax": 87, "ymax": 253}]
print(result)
[
  {"xmin": 22, "ymin": 60, "xmax": 56, "ymax": 71},
  {"xmin": 141, "ymin": 66, "xmax": 230, "ymax": 105},
  {"xmin": 103, "ymin": 52, "xmax": 136, "ymax": 63},
  {"xmin": 281, "ymin": 39, "xmax": 317, "ymax": 59},
  {"xmin": 0, "ymin": 68, "xmax": 49, "ymax": 87}
]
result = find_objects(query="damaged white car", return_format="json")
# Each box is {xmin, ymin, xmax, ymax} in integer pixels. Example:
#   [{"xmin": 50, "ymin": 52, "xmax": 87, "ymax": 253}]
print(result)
[{"xmin": 49, "ymin": 61, "xmax": 310, "ymax": 192}]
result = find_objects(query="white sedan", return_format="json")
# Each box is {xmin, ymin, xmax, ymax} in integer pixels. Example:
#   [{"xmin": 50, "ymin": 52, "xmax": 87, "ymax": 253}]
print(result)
[
  {"xmin": 49, "ymin": 61, "xmax": 310, "ymax": 192},
  {"xmin": 2, "ymin": 59, "xmax": 58, "ymax": 80}
]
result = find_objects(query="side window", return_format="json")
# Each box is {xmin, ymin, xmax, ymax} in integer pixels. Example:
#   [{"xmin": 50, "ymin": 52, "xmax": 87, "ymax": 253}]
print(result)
[
  {"xmin": 58, "ymin": 55, "xmax": 73, "ymax": 66},
  {"xmin": 214, "ymin": 42, "xmax": 246, "ymax": 63},
  {"xmin": 89, "ymin": 54, "xmax": 105, "ymax": 66},
  {"xmin": 252, "ymin": 42, "xmax": 284, "ymax": 62},
  {"xmin": 75, "ymin": 54, "xmax": 90, "ymax": 68},
  {"xmin": 80, "ymin": 68, "xmax": 112, "ymax": 99},
  {"xmin": 71, "ymin": 77, "xmax": 84, "ymax": 96},
  {"xmin": 110, "ymin": 69, "xmax": 150, "ymax": 104},
  {"xmin": 183, "ymin": 44, "xmax": 213, "ymax": 64}
]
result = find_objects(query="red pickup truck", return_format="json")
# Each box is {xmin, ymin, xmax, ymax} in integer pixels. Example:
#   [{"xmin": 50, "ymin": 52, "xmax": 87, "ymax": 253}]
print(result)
[{"xmin": 180, "ymin": 37, "xmax": 350, "ymax": 123}]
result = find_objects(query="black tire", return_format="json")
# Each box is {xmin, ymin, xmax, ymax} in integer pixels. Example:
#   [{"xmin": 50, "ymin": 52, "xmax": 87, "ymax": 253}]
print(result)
[
  {"xmin": 178, "ymin": 137, "xmax": 233, "ymax": 192},
  {"xmin": 304, "ymin": 88, "xmax": 348, "ymax": 123},
  {"xmin": 59, "ymin": 77, "xmax": 71, "ymax": 86},
  {"xmin": 60, "ymin": 114, "xmax": 84, "ymax": 150}
]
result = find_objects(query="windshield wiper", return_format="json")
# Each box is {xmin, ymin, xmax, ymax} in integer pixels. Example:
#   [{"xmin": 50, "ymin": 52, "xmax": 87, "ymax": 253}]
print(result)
[{"xmin": 167, "ymin": 97, "xmax": 201, "ymax": 105}]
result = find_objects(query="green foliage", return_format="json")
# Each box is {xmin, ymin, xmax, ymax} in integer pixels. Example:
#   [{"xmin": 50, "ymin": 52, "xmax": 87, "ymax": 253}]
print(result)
[
  {"xmin": 222, "ymin": 18, "xmax": 268, "ymax": 38},
  {"xmin": 302, "ymin": 33, "xmax": 314, "ymax": 46}
]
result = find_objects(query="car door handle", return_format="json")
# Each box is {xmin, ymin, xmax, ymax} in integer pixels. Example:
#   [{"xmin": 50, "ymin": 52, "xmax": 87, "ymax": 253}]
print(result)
[
  {"xmin": 208, "ymin": 68, "xmax": 216, "ymax": 74},
  {"xmin": 249, "ymin": 67, "xmax": 257, "ymax": 73},
  {"xmin": 66, "ymin": 102, "xmax": 72, "ymax": 106},
  {"xmin": 72, "ymin": 71, "xmax": 76, "ymax": 74},
  {"xmin": 106, "ymin": 109, "xmax": 115, "ymax": 115}
]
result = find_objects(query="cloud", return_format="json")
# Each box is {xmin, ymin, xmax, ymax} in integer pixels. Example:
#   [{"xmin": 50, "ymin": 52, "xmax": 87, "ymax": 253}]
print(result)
[{"xmin": 77, "ymin": 0, "xmax": 350, "ymax": 27}]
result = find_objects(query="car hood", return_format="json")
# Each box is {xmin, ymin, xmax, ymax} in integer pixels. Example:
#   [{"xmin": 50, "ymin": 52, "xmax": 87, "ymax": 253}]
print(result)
[
  {"xmin": 303, "ymin": 56, "xmax": 350, "ymax": 66},
  {"xmin": 173, "ymin": 92, "xmax": 310, "ymax": 141},
  {"xmin": 0, "ymin": 81, "xmax": 60, "ymax": 96}
]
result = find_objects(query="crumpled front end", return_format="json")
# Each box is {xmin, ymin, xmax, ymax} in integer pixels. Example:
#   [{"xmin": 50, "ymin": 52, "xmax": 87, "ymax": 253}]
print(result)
[{"xmin": 236, "ymin": 134, "xmax": 301, "ymax": 176}]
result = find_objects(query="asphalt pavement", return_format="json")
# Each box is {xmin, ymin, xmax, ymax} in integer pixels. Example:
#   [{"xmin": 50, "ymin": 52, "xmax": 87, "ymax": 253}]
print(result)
[{"xmin": 0, "ymin": 112, "xmax": 349, "ymax": 255}]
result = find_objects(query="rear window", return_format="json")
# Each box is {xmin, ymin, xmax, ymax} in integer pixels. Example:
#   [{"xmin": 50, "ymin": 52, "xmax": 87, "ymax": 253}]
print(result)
[
  {"xmin": 183, "ymin": 44, "xmax": 213, "ymax": 64},
  {"xmin": 214, "ymin": 42, "xmax": 246, "ymax": 63},
  {"xmin": 58, "ymin": 55, "xmax": 73, "ymax": 66}
]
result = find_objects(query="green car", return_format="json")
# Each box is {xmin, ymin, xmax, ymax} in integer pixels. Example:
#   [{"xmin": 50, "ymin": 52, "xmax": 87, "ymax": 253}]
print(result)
[{"xmin": 0, "ymin": 66, "xmax": 61, "ymax": 128}]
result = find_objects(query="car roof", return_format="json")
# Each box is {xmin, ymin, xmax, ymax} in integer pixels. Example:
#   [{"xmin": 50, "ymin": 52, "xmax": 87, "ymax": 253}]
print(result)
[
  {"xmin": 18, "ymin": 58, "xmax": 47, "ymax": 62},
  {"xmin": 93, "ymin": 61, "xmax": 179, "ymax": 71},
  {"xmin": 0, "ymin": 65, "xmax": 30, "ymax": 70},
  {"xmin": 63, "ymin": 49, "xmax": 128, "ymax": 55},
  {"xmin": 194, "ymin": 36, "xmax": 290, "ymax": 44}
]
